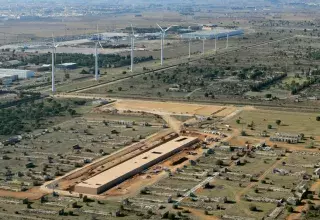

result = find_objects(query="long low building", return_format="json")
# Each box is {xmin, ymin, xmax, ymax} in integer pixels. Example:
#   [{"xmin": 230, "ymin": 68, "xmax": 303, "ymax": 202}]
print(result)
[
  {"xmin": 75, "ymin": 136, "xmax": 199, "ymax": 195},
  {"xmin": 0, "ymin": 69, "xmax": 34, "ymax": 79},
  {"xmin": 180, "ymin": 28, "xmax": 244, "ymax": 40}
]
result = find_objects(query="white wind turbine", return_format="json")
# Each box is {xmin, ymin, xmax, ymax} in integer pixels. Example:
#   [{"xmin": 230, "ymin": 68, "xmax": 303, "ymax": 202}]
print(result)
[
  {"xmin": 202, "ymin": 38, "xmax": 206, "ymax": 55},
  {"xmin": 51, "ymin": 34, "xmax": 60, "ymax": 93},
  {"xmin": 226, "ymin": 33, "xmax": 229, "ymax": 49},
  {"xmin": 156, "ymin": 23, "xmax": 173, "ymax": 65},
  {"xmin": 188, "ymin": 39, "xmax": 191, "ymax": 58},
  {"xmin": 92, "ymin": 25, "xmax": 104, "ymax": 81},
  {"xmin": 214, "ymin": 35, "xmax": 217, "ymax": 54},
  {"xmin": 130, "ymin": 24, "xmax": 135, "ymax": 72}
]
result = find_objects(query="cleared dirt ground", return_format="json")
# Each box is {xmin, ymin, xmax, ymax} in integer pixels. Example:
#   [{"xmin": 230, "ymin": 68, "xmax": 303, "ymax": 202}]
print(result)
[{"xmin": 102, "ymin": 99, "xmax": 237, "ymax": 117}]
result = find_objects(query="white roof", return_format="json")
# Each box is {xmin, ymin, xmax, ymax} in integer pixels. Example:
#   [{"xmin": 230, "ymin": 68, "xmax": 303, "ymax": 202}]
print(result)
[{"xmin": 59, "ymin": 63, "xmax": 77, "ymax": 66}]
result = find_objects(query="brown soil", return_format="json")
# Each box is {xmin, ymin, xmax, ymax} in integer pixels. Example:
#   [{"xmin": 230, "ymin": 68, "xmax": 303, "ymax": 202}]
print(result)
[{"xmin": 0, "ymin": 187, "xmax": 46, "ymax": 201}]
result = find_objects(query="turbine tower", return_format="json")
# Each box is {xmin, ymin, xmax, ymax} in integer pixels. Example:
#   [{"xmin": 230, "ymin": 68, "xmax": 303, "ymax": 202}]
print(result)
[
  {"xmin": 51, "ymin": 34, "xmax": 59, "ymax": 93},
  {"xmin": 202, "ymin": 38, "xmax": 206, "ymax": 55},
  {"xmin": 188, "ymin": 39, "xmax": 191, "ymax": 58},
  {"xmin": 157, "ymin": 24, "xmax": 173, "ymax": 65},
  {"xmin": 92, "ymin": 25, "xmax": 104, "ymax": 81},
  {"xmin": 214, "ymin": 35, "xmax": 217, "ymax": 54},
  {"xmin": 226, "ymin": 33, "xmax": 229, "ymax": 49},
  {"xmin": 130, "ymin": 24, "xmax": 135, "ymax": 72}
]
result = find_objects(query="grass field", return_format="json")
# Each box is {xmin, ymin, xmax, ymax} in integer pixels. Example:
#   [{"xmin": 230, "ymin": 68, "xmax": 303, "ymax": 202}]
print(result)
[{"xmin": 227, "ymin": 109, "xmax": 320, "ymax": 137}]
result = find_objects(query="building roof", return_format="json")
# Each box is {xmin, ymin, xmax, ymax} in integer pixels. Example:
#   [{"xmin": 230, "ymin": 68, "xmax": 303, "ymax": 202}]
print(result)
[
  {"xmin": 181, "ymin": 28, "xmax": 243, "ymax": 39},
  {"xmin": 58, "ymin": 62, "xmax": 77, "ymax": 66},
  {"xmin": 0, "ymin": 69, "xmax": 33, "ymax": 75},
  {"xmin": 76, "ymin": 136, "xmax": 198, "ymax": 190}
]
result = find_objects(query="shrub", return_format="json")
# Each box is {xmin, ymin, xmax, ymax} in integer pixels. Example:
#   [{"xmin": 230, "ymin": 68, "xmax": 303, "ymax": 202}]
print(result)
[
  {"xmin": 249, "ymin": 204, "xmax": 258, "ymax": 211},
  {"xmin": 287, "ymin": 206, "xmax": 294, "ymax": 213}
]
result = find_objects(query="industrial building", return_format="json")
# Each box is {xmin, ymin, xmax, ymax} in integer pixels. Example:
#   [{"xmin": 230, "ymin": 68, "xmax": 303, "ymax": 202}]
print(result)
[
  {"xmin": 0, "ymin": 69, "xmax": 34, "ymax": 80},
  {"xmin": 180, "ymin": 28, "xmax": 244, "ymax": 40},
  {"xmin": 56, "ymin": 63, "xmax": 77, "ymax": 70},
  {"xmin": 75, "ymin": 136, "xmax": 199, "ymax": 195},
  {"xmin": 0, "ymin": 75, "xmax": 14, "ymax": 85}
]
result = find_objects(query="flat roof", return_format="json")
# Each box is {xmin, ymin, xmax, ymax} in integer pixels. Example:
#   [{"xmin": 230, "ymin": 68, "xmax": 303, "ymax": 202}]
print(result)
[
  {"xmin": 181, "ymin": 28, "xmax": 243, "ymax": 38},
  {"xmin": 0, "ymin": 69, "xmax": 34, "ymax": 75},
  {"xmin": 58, "ymin": 63, "xmax": 77, "ymax": 66},
  {"xmin": 76, "ymin": 136, "xmax": 198, "ymax": 190}
]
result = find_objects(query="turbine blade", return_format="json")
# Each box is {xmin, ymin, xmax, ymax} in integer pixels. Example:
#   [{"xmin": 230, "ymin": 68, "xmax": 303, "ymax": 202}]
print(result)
[
  {"xmin": 156, "ymin": 23, "xmax": 164, "ymax": 32},
  {"xmin": 98, "ymin": 41, "xmax": 104, "ymax": 50},
  {"xmin": 52, "ymin": 33, "xmax": 55, "ymax": 46}
]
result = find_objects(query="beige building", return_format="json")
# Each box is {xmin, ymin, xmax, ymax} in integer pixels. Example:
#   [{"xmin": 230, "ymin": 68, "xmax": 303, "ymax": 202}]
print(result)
[{"xmin": 75, "ymin": 136, "xmax": 198, "ymax": 195}]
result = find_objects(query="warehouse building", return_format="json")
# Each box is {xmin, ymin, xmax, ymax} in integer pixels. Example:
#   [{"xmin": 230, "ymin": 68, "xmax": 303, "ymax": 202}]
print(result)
[
  {"xmin": 75, "ymin": 136, "xmax": 199, "ymax": 195},
  {"xmin": 180, "ymin": 28, "xmax": 244, "ymax": 40},
  {"xmin": 0, "ymin": 69, "xmax": 34, "ymax": 79},
  {"xmin": 0, "ymin": 75, "xmax": 14, "ymax": 85},
  {"xmin": 56, "ymin": 63, "xmax": 77, "ymax": 70}
]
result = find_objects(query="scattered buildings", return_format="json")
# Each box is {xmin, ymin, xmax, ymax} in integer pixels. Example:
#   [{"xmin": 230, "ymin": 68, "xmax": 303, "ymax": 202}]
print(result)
[
  {"xmin": 270, "ymin": 133, "xmax": 302, "ymax": 144},
  {"xmin": 201, "ymin": 24, "xmax": 218, "ymax": 31},
  {"xmin": 75, "ymin": 136, "xmax": 199, "ymax": 195}
]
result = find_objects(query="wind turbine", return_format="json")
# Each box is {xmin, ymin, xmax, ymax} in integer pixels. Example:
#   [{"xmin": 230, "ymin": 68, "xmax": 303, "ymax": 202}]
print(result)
[
  {"xmin": 214, "ymin": 35, "xmax": 217, "ymax": 54},
  {"xmin": 51, "ymin": 34, "xmax": 59, "ymax": 93},
  {"xmin": 188, "ymin": 39, "xmax": 191, "ymax": 58},
  {"xmin": 92, "ymin": 25, "xmax": 104, "ymax": 81},
  {"xmin": 202, "ymin": 38, "xmax": 206, "ymax": 55},
  {"xmin": 130, "ymin": 24, "xmax": 135, "ymax": 72},
  {"xmin": 226, "ymin": 33, "xmax": 229, "ymax": 49},
  {"xmin": 156, "ymin": 24, "xmax": 173, "ymax": 65}
]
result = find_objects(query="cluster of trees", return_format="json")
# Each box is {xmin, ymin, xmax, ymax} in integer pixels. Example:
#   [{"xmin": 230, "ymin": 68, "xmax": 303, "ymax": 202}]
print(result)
[
  {"xmin": 124, "ymin": 27, "xmax": 160, "ymax": 33},
  {"xmin": 0, "ymin": 92, "xmax": 42, "ymax": 109},
  {"xmin": 237, "ymin": 68, "xmax": 266, "ymax": 80},
  {"xmin": 250, "ymin": 73, "xmax": 287, "ymax": 92},
  {"xmin": 309, "ymin": 51, "xmax": 320, "ymax": 60},
  {"xmin": 24, "ymin": 53, "xmax": 153, "ymax": 68},
  {"xmin": 291, "ymin": 77, "xmax": 320, "ymax": 95},
  {"xmin": 100, "ymin": 44, "xmax": 129, "ymax": 49},
  {"xmin": 0, "ymin": 99, "xmax": 77, "ymax": 135}
]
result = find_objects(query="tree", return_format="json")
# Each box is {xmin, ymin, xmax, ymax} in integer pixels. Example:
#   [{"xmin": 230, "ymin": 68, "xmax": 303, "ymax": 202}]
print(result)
[
  {"xmin": 265, "ymin": 94, "xmax": 272, "ymax": 98},
  {"xmin": 80, "ymin": 69, "xmax": 89, "ymax": 74},
  {"xmin": 241, "ymin": 131, "xmax": 247, "ymax": 136},
  {"xmin": 276, "ymin": 120, "xmax": 281, "ymax": 126},
  {"xmin": 268, "ymin": 124, "xmax": 272, "ymax": 129},
  {"xmin": 236, "ymin": 119, "xmax": 241, "ymax": 124},
  {"xmin": 118, "ymin": 87, "xmax": 122, "ymax": 91},
  {"xmin": 316, "ymin": 116, "xmax": 320, "ymax": 121},
  {"xmin": 216, "ymin": 160, "xmax": 224, "ymax": 166},
  {"xmin": 249, "ymin": 205, "xmax": 258, "ymax": 212},
  {"xmin": 64, "ymin": 72, "xmax": 70, "ymax": 79},
  {"xmin": 287, "ymin": 206, "xmax": 294, "ymax": 213}
]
